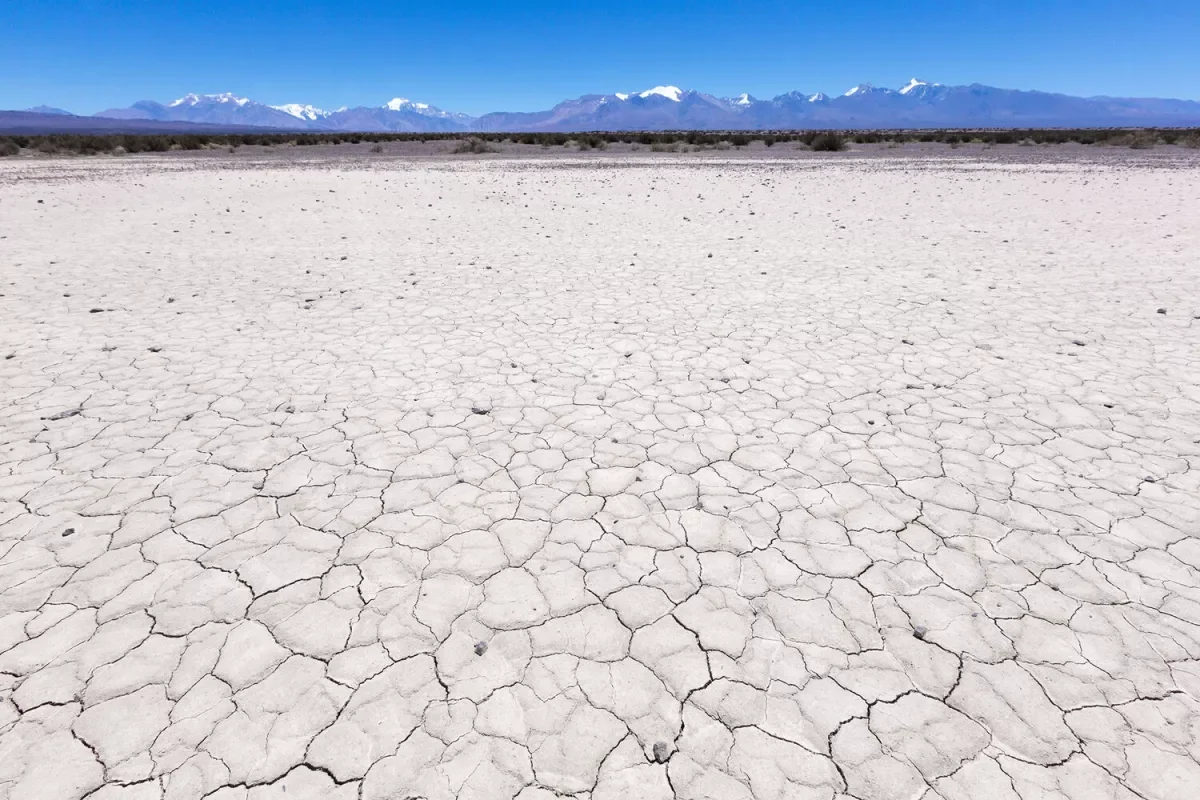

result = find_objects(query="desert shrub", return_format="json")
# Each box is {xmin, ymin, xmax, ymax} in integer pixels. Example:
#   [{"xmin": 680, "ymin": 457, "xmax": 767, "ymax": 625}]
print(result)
[
  {"xmin": 370, "ymin": 143, "xmax": 384, "ymax": 153},
  {"xmin": 0, "ymin": 139, "xmax": 20, "ymax": 157},
  {"xmin": 730, "ymin": 134, "xmax": 749, "ymax": 147},
  {"xmin": 763, "ymin": 135, "xmax": 776, "ymax": 147},
  {"xmin": 1179, "ymin": 133, "xmax": 1200, "ymax": 149},
  {"xmin": 1104, "ymin": 132, "xmax": 1157, "ymax": 149},
  {"xmin": 452, "ymin": 137, "xmax": 496, "ymax": 154},
  {"xmin": 810, "ymin": 133, "xmax": 845, "ymax": 152},
  {"xmin": 650, "ymin": 141, "xmax": 680, "ymax": 152},
  {"xmin": 112, "ymin": 145, "xmax": 127, "ymax": 156}
]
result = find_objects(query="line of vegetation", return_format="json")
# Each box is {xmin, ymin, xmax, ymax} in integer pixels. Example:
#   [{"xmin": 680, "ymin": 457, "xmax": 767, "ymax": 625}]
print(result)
[{"xmin": 2, "ymin": 127, "xmax": 1197, "ymax": 157}]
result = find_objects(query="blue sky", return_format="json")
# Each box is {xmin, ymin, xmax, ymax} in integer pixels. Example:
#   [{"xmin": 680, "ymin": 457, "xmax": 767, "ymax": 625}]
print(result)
[{"xmin": 3, "ymin": 1, "xmax": 1198, "ymax": 114}]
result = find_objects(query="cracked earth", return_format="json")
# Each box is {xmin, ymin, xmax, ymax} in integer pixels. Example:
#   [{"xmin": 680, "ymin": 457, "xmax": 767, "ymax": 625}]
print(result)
[{"xmin": 1, "ymin": 152, "xmax": 1199, "ymax": 800}]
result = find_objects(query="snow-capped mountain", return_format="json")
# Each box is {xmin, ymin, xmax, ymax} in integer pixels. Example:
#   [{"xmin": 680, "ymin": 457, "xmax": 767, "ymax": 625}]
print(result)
[
  {"xmin": 169, "ymin": 92, "xmax": 249, "ymax": 108},
  {"xmin": 68, "ymin": 79, "xmax": 1200, "ymax": 133},
  {"xmin": 897, "ymin": 78, "xmax": 948, "ymax": 101},
  {"xmin": 380, "ymin": 97, "xmax": 475, "ymax": 125},
  {"xmin": 638, "ymin": 86, "xmax": 684, "ymax": 102},
  {"xmin": 271, "ymin": 103, "xmax": 332, "ymax": 122},
  {"xmin": 316, "ymin": 98, "xmax": 475, "ymax": 132},
  {"xmin": 93, "ymin": 92, "xmax": 475, "ymax": 132},
  {"xmin": 474, "ymin": 85, "xmax": 737, "ymax": 131},
  {"xmin": 96, "ymin": 93, "xmax": 311, "ymax": 129}
]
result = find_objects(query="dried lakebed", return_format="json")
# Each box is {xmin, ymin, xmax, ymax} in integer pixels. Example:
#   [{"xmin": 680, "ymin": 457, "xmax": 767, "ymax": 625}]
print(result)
[{"xmin": 1, "ymin": 152, "xmax": 1199, "ymax": 800}]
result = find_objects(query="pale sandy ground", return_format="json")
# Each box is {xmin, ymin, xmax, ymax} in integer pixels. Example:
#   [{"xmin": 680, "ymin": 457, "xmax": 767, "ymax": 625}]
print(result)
[{"xmin": 1, "ymin": 151, "xmax": 1199, "ymax": 800}]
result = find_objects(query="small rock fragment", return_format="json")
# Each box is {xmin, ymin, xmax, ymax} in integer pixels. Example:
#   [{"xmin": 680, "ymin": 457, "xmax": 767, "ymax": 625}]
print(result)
[
  {"xmin": 653, "ymin": 741, "xmax": 670, "ymax": 763},
  {"xmin": 473, "ymin": 641, "xmax": 488, "ymax": 656}
]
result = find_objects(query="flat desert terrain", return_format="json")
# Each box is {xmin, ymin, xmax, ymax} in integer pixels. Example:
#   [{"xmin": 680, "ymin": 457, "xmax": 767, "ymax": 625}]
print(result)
[{"xmin": 2, "ymin": 149, "xmax": 1199, "ymax": 800}]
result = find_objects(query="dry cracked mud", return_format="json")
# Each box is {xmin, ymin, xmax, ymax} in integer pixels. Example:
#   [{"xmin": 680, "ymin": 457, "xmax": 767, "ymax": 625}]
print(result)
[{"xmin": 1, "ymin": 150, "xmax": 1199, "ymax": 800}]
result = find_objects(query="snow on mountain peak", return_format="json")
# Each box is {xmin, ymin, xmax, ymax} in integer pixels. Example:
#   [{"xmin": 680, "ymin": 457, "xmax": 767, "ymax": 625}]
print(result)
[
  {"xmin": 808, "ymin": 93, "xmax": 828, "ymax": 102},
  {"xmin": 169, "ymin": 92, "xmax": 249, "ymax": 107},
  {"xmin": 843, "ymin": 83, "xmax": 874, "ymax": 97},
  {"xmin": 272, "ymin": 103, "xmax": 328, "ymax": 121},
  {"xmin": 383, "ymin": 98, "xmax": 437, "ymax": 112},
  {"xmin": 899, "ymin": 78, "xmax": 928, "ymax": 95},
  {"xmin": 614, "ymin": 93, "xmax": 630, "ymax": 101},
  {"xmin": 734, "ymin": 93, "xmax": 752, "ymax": 106},
  {"xmin": 638, "ymin": 86, "xmax": 683, "ymax": 102}
]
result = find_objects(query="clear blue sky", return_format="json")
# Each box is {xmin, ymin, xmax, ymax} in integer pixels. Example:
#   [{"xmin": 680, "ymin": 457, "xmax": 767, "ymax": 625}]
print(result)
[{"xmin": 3, "ymin": 0, "xmax": 1198, "ymax": 115}]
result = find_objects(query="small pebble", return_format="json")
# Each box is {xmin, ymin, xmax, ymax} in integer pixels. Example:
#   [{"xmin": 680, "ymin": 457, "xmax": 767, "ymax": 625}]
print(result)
[
  {"xmin": 473, "ymin": 641, "xmax": 488, "ymax": 656},
  {"xmin": 652, "ymin": 741, "xmax": 670, "ymax": 763}
]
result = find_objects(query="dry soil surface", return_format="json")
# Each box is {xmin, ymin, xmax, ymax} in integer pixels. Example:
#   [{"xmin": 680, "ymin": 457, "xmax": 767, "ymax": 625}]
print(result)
[{"xmin": 2, "ymin": 151, "xmax": 1199, "ymax": 800}]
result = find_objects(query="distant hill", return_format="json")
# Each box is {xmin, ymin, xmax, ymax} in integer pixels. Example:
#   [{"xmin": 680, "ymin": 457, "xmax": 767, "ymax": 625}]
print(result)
[{"xmin": 0, "ymin": 110, "xmax": 295, "ymax": 135}]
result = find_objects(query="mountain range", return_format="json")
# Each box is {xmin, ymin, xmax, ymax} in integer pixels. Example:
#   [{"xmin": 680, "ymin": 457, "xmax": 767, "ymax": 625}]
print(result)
[{"xmin": 9, "ymin": 80, "xmax": 1200, "ymax": 133}]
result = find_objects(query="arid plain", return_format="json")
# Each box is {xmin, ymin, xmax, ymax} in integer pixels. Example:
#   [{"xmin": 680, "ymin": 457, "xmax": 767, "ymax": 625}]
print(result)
[{"xmin": 2, "ymin": 148, "xmax": 1199, "ymax": 800}]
